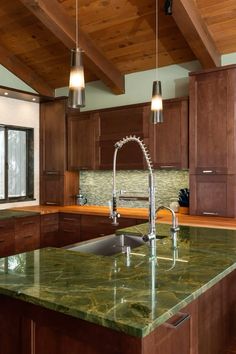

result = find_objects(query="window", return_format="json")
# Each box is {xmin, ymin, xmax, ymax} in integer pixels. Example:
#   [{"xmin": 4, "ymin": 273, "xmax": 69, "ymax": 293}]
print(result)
[{"xmin": 0, "ymin": 125, "xmax": 34, "ymax": 203}]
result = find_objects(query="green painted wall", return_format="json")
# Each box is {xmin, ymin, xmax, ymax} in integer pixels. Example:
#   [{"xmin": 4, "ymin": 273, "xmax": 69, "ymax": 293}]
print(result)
[
  {"xmin": 56, "ymin": 60, "xmax": 202, "ymax": 111},
  {"xmin": 0, "ymin": 65, "xmax": 37, "ymax": 93}
]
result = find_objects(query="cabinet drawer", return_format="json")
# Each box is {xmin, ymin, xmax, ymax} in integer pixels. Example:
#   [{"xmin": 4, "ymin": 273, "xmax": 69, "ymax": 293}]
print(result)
[
  {"xmin": 59, "ymin": 214, "xmax": 80, "ymax": 246},
  {"xmin": 0, "ymin": 222, "xmax": 15, "ymax": 257},
  {"xmin": 41, "ymin": 214, "xmax": 59, "ymax": 248},
  {"xmin": 15, "ymin": 216, "xmax": 40, "ymax": 253},
  {"xmin": 190, "ymin": 175, "xmax": 235, "ymax": 217},
  {"xmin": 15, "ymin": 216, "xmax": 40, "ymax": 239},
  {"xmin": 41, "ymin": 214, "xmax": 59, "ymax": 228}
]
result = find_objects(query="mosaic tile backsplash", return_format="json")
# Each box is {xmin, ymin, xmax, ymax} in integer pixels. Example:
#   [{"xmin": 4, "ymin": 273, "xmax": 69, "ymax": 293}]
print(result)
[{"xmin": 79, "ymin": 170, "xmax": 189, "ymax": 208}]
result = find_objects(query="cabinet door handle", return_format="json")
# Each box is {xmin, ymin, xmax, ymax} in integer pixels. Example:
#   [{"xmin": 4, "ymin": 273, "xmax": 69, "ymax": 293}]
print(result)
[
  {"xmin": 0, "ymin": 239, "xmax": 5, "ymax": 243},
  {"xmin": 45, "ymin": 171, "xmax": 59, "ymax": 175},
  {"xmin": 45, "ymin": 202, "xmax": 58, "ymax": 205},
  {"xmin": 202, "ymin": 170, "xmax": 213, "ymax": 174},
  {"xmin": 23, "ymin": 235, "xmax": 33, "ymax": 239},
  {"xmin": 164, "ymin": 312, "xmax": 190, "ymax": 329},
  {"xmin": 63, "ymin": 218, "xmax": 76, "ymax": 222},
  {"xmin": 160, "ymin": 165, "xmax": 176, "ymax": 169},
  {"xmin": 202, "ymin": 212, "xmax": 219, "ymax": 216},
  {"xmin": 22, "ymin": 221, "xmax": 34, "ymax": 226},
  {"xmin": 63, "ymin": 229, "xmax": 75, "ymax": 233}
]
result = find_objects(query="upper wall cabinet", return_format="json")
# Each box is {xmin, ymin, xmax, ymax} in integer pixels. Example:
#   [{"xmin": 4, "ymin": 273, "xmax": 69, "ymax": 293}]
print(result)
[
  {"xmin": 98, "ymin": 104, "xmax": 151, "ymax": 170},
  {"xmin": 189, "ymin": 66, "xmax": 236, "ymax": 175},
  {"xmin": 40, "ymin": 99, "xmax": 77, "ymax": 206},
  {"xmin": 67, "ymin": 111, "xmax": 99, "ymax": 170},
  {"xmin": 40, "ymin": 99, "xmax": 67, "ymax": 174},
  {"xmin": 150, "ymin": 97, "xmax": 189, "ymax": 170}
]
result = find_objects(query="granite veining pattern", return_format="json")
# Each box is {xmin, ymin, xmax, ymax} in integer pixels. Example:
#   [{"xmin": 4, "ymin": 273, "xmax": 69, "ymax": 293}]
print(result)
[
  {"xmin": 79, "ymin": 170, "xmax": 189, "ymax": 207},
  {"xmin": 0, "ymin": 223, "xmax": 236, "ymax": 337}
]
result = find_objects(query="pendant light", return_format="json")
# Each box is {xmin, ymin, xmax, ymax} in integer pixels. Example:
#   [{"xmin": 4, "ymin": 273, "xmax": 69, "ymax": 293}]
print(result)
[
  {"xmin": 68, "ymin": 0, "xmax": 85, "ymax": 108},
  {"xmin": 151, "ymin": 0, "xmax": 163, "ymax": 124}
]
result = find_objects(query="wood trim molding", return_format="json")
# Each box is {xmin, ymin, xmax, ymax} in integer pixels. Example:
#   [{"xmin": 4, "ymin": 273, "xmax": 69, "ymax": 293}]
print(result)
[
  {"xmin": 0, "ymin": 43, "xmax": 54, "ymax": 97},
  {"xmin": 19, "ymin": 0, "xmax": 125, "ymax": 95},
  {"xmin": 172, "ymin": 0, "xmax": 221, "ymax": 69}
]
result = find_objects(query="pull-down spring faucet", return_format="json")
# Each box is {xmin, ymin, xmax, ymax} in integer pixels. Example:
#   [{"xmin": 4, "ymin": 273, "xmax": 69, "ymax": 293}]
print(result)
[{"xmin": 110, "ymin": 135, "xmax": 157, "ymax": 260}]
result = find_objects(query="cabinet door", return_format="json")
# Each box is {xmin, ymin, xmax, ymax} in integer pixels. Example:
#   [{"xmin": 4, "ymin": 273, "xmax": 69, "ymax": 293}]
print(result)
[
  {"xmin": 189, "ymin": 68, "xmax": 236, "ymax": 174},
  {"xmin": 151, "ymin": 98, "xmax": 188, "ymax": 169},
  {"xmin": 40, "ymin": 99, "xmax": 67, "ymax": 173},
  {"xmin": 59, "ymin": 213, "xmax": 81, "ymax": 246},
  {"xmin": 98, "ymin": 104, "xmax": 150, "ymax": 169},
  {"xmin": 15, "ymin": 216, "xmax": 40, "ymax": 254},
  {"xmin": 40, "ymin": 172, "xmax": 77, "ymax": 206},
  {"xmin": 190, "ymin": 174, "xmax": 235, "ymax": 217},
  {"xmin": 143, "ymin": 302, "xmax": 196, "ymax": 354},
  {"xmin": 0, "ymin": 219, "xmax": 15, "ymax": 257},
  {"xmin": 80, "ymin": 215, "xmax": 138, "ymax": 241},
  {"xmin": 67, "ymin": 112, "xmax": 99, "ymax": 170},
  {"xmin": 40, "ymin": 213, "xmax": 59, "ymax": 248}
]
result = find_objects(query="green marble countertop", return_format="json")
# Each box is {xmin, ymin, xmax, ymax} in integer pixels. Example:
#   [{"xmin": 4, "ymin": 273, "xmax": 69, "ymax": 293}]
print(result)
[
  {"xmin": 0, "ymin": 223, "xmax": 236, "ymax": 337},
  {"xmin": 0, "ymin": 209, "xmax": 40, "ymax": 220}
]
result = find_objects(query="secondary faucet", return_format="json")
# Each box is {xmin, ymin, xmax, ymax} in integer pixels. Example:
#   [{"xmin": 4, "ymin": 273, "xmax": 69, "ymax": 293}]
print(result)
[
  {"xmin": 156, "ymin": 206, "xmax": 179, "ymax": 250},
  {"xmin": 109, "ymin": 135, "xmax": 157, "ymax": 260}
]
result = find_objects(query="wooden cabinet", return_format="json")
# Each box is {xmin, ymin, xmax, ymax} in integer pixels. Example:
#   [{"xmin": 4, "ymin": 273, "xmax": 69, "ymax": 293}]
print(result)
[
  {"xmin": 40, "ymin": 172, "xmax": 77, "ymax": 206},
  {"xmin": 40, "ymin": 213, "xmax": 59, "ymax": 248},
  {"xmin": 190, "ymin": 174, "xmax": 236, "ymax": 217},
  {"xmin": 98, "ymin": 104, "xmax": 151, "ymax": 169},
  {"xmin": 40, "ymin": 99, "xmax": 77, "ymax": 205},
  {"xmin": 14, "ymin": 215, "xmax": 40, "ymax": 254},
  {"xmin": 80, "ymin": 215, "xmax": 139, "ymax": 241},
  {"xmin": 67, "ymin": 112, "xmax": 99, "ymax": 170},
  {"xmin": 150, "ymin": 97, "xmax": 189, "ymax": 169},
  {"xmin": 0, "ymin": 219, "xmax": 15, "ymax": 257},
  {"xmin": 189, "ymin": 65, "xmax": 236, "ymax": 217},
  {"xmin": 59, "ymin": 213, "xmax": 81, "ymax": 246}
]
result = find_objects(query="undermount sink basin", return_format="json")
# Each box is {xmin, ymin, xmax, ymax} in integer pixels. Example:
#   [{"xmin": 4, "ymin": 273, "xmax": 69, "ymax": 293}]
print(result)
[
  {"xmin": 66, "ymin": 234, "xmax": 145, "ymax": 256},
  {"xmin": 65, "ymin": 234, "xmax": 167, "ymax": 256}
]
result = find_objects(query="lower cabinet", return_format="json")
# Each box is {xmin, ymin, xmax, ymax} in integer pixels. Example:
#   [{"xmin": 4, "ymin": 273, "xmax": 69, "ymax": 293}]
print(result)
[
  {"xmin": 0, "ymin": 219, "xmax": 15, "ymax": 257},
  {"xmin": 14, "ymin": 215, "xmax": 40, "ymax": 254},
  {"xmin": 190, "ymin": 174, "xmax": 236, "ymax": 217},
  {"xmin": 0, "ymin": 269, "xmax": 235, "ymax": 354},
  {"xmin": 40, "ymin": 213, "xmax": 59, "ymax": 248},
  {"xmin": 59, "ymin": 213, "xmax": 81, "ymax": 246},
  {"xmin": 80, "ymin": 215, "xmax": 140, "ymax": 241}
]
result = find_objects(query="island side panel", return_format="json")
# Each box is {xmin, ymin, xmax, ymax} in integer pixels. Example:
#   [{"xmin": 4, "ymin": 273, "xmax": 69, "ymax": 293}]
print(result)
[{"xmin": 0, "ymin": 295, "xmax": 142, "ymax": 354}]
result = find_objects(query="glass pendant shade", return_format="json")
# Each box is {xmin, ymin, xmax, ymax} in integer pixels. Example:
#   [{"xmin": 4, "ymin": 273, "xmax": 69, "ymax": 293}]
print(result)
[
  {"xmin": 151, "ymin": 80, "xmax": 163, "ymax": 124},
  {"xmin": 68, "ymin": 48, "xmax": 85, "ymax": 108}
]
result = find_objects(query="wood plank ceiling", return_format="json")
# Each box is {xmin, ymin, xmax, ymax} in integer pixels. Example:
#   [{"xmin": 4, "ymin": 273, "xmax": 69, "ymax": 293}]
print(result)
[{"xmin": 0, "ymin": 0, "xmax": 235, "ymax": 96}]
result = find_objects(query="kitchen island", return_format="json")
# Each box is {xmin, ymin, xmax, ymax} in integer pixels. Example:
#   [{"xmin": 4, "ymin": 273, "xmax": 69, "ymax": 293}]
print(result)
[{"xmin": 0, "ymin": 223, "xmax": 236, "ymax": 354}]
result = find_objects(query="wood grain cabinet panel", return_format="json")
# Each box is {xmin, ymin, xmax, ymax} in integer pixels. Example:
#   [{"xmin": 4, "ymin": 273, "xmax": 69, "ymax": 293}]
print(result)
[
  {"xmin": 189, "ymin": 65, "xmax": 236, "ymax": 217},
  {"xmin": 14, "ymin": 215, "xmax": 40, "ymax": 254},
  {"xmin": 67, "ymin": 112, "xmax": 99, "ymax": 170},
  {"xmin": 150, "ymin": 97, "xmax": 189, "ymax": 169},
  {"xmin": 0, "ymin": 219, "xmax": 15, "ymax": 257},
  {"xmin": 98, "ymin": 104, "xmax": 150, "ymax": 170},
  {"xmin": 59, "ymin": 213, "xmax": 81, "ymax": 246},
  {"xmin": 80, "ymin": 215, "xmax": 138, "ymax": 241},
  {"xmin": 40, "ymin": 99, "xmax": 77, "ymax": 206},
  {"xmin": 40, "ymin": 213, "xmax": 59, "ymax": 248}
]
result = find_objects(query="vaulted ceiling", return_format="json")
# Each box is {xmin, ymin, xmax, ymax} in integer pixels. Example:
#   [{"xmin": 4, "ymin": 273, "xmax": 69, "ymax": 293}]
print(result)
[{"xmin": 0, "ymin": 0, "xmax": 235, "ymax": 97}]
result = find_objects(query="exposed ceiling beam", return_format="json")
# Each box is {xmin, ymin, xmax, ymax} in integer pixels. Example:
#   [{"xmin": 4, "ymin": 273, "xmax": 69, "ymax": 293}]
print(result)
[
  {"xmin": 0, "ymin": 43, "xmax": 54, "ymax": 97},
  {"xmin": 172, "ymin": 0, "xmax": 221, "ymax": 68},
  {"xmin": 19, "ymin": 0, "xmax": 125, "ymax": 94}
]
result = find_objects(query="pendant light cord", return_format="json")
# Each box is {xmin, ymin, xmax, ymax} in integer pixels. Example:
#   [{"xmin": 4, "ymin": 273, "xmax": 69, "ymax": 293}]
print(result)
[
  {"xmin": 76, "ymin": 0, "xmax": 78, "ymax": 49},
  {"xmin": 155, "ymin": 0, "xmax": 159, "ymax": 81}
]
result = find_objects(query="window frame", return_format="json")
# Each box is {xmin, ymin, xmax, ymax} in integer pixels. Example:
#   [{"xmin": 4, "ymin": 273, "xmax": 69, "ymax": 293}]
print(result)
[{"xmin": 0, "ymin": 124, "xmax": 34, "ymax": 203}]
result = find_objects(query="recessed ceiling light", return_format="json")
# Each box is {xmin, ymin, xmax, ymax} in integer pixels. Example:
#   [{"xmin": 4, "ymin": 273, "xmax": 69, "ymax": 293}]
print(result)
[
  {"xmin": 4, "ymin": 92, "xmax": 8, "ymax": 96},
  {"xmin": 32, "ymin": 98, "xmax": 36, "ymax": 101}
]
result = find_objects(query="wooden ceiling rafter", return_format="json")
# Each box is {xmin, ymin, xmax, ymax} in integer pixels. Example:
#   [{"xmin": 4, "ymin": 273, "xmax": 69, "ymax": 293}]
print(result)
[
  {"xmin": 0, "ymin": 42, "xmax": 54, "ymax": 97},
  {"xmin": 172, "ymin": 0, "xmax": 221, "ymax": 69},
  {"xmin": 18, "ymin": 0, "xmax": 125, "ymax": 94}
]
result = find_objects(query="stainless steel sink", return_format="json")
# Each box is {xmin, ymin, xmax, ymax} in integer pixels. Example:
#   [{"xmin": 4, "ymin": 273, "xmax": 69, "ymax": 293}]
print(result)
[
  {"xmin": 65, "ymin": 233, "xmax": 167, "ymax": 256},
  {"xmin": 65, "ymin": 234, "xmax": 145, "ymax": 256}
]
